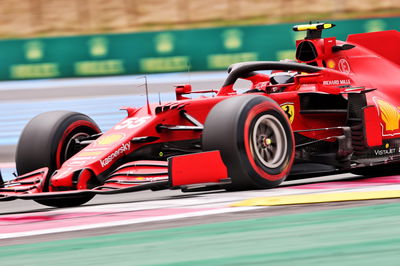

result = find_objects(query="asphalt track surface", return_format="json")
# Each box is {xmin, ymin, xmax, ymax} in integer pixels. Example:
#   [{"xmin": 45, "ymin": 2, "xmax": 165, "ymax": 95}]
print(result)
[{"xmin": 1, "ymin": 73, "xmax": 400, "ymax": 264}]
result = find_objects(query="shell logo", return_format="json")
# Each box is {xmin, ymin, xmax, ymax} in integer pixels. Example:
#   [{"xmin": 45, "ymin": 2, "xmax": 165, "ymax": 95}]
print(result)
[
  {"xmin": 327, "ymin": 60, "xmax": 335, "ymax": 69},
  {"xmin": 96, "ymin": 133, "xmax": 125, "ymax": 146},
  {"xmin": 376, "ymin": 99, "xmax": 400, "ymax": 132}
]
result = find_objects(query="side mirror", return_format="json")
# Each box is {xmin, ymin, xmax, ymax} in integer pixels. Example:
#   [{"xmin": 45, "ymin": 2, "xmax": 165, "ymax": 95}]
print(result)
[
  {"xmin": 332, "ymin": 44, "xmax": 356, "ymax": 52},
  {"xmin": 175, "ymin": 84, "xmax": 192, "ymax": 100}
]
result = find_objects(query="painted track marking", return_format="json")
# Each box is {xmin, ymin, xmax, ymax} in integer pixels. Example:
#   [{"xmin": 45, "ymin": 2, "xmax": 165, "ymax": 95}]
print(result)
[
  {"xmin": 2, "ymin": 174, "xmax": 400, "ymax": 240},
  {"xmin": 0, "ymin": 207, "xmax": 259, "ymax": 240},
  {"xmin": 232, "ymin": 189, "xmax": 400, "ymax": 206}
]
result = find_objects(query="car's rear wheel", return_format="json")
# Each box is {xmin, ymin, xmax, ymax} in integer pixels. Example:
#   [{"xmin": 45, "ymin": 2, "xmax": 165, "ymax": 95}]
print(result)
[
  {"xmin": 16, "ymin": 111, "xmax": 101, "ymax": 207},
  {"xmin": 202, "ymin": 95, "xmax": 295, "ymax": 190}
]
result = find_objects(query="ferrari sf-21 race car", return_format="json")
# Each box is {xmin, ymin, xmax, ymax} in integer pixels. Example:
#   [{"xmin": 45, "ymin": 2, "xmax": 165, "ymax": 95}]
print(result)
[{"xmin": 2, "ymin": 23, "xmax": 400, "ymax": 207}]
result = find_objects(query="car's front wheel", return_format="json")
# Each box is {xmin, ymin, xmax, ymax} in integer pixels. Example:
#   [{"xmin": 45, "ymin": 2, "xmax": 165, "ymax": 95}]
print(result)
[{"xmin": 16, "ymin": 111, "xmax": 101, "ymax": 207}]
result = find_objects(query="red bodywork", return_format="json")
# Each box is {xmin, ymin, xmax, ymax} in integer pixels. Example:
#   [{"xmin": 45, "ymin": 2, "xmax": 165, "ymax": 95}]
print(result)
[{"xmin": 2, "ymin": 25, "xmax": 400, "ymax": 202}]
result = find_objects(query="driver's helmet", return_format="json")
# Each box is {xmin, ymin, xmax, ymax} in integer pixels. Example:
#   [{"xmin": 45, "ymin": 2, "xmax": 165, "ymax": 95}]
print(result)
[{"xmin": 269, "ymin": 72, "xmax": 296, "ymax": 85}]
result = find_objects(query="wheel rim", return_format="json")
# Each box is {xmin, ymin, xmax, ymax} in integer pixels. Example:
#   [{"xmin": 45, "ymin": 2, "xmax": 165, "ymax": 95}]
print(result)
[{"xmin": 251, "ymin": 114, "xmax": 288, "ymax": 168}]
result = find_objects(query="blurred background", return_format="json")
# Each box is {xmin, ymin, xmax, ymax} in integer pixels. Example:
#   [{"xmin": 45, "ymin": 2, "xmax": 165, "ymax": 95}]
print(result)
[
  {"xmin": 0, "ymin": 0, "xmax": 397, "ymax": 80},
  {"xmin": 0, "ymin": 0, "xmax": 399, "ymax": 37},
  {"xmin": 0, "ymin": 0, "xmax": 399, "ymax": 167}
]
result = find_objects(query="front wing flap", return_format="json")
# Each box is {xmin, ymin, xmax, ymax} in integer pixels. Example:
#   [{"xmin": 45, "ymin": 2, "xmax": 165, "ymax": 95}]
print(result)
[{"xmin": 0, "ymin": 167, "xmax": 49, "ymax": 201}]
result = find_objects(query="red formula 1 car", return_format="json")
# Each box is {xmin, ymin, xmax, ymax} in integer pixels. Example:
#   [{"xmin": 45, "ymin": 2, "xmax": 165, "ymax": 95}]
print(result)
[{"xmin": 2, "ymin": 23, "xmax": 400, "ymax": 207}]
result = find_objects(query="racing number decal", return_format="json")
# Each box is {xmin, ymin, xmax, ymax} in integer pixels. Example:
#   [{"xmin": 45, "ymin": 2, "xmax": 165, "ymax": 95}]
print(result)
[{"xmin": 114, "ymin": 116, "xmax": 151, "ymax": 130}]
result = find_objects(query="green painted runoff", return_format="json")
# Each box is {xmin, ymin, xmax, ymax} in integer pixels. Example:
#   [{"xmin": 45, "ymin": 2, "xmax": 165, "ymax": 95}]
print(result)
[{"xmin": 2, "ymin": 202, "xmax": 400, "ymax": 265}]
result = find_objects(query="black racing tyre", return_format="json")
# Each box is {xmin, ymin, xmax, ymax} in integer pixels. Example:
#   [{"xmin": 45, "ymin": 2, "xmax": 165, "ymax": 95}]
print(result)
[
  {"xmin": 16, "ymin": 111, "xmax": 101, "ymax": 207},
  {"xmin": 202, "ymin": 95, "xmax": 295, "ymax": 190}
]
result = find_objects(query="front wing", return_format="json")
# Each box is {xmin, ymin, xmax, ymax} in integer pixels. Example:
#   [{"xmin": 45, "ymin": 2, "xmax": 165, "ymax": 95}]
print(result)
[{"xmin": 0, "ymin": 151, "xmax": 230, "ymax": 201}]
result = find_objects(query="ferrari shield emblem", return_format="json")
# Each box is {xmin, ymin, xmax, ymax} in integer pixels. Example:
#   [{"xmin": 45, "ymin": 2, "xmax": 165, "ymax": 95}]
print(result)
[{"xmin": 280, "ymin": 103, "xmax": 295, "ymax": 123}]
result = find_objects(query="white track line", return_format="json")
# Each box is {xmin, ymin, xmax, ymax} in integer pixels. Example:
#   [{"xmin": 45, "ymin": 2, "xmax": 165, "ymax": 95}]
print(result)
[{"xmin": 0, "ymin": 206, "xmax": 260, "ymax": 240}]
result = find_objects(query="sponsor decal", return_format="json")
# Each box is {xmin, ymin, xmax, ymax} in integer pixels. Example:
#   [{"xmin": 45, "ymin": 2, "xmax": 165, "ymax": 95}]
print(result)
[
  {"xmin": 338, "ymin": 59, "xmax": 351, "ymax": 74},
  {"xmin": 375, "ymin": 98, "xmax": 400, "ymax": 135},
  {"xmin": 155, "ymin": 33, "xmax": 175, "ymax": 54},
  {"xmin": 280, "ymin": 103, "xmax": 295, "ymax": 123},
  {"xmin": 130, "ymin": 176, "xmax": 167, "ymax": 182},
  {"xmin": 67, "ymin": 151, "xmax": 108, "ymax": 166},
  {"xmin": 254, "ymin": 82, "xmax": 268, "ymax": 90},
  {"xmin": 374, "ymin": 148, "xmax": 396, "ymax": 156},
  {"xmin": 322, "ymin": 79, "xmax": 351, "ymax": 86},
  {"xmin": 100, "ymin": 142, "xmax": 131, "ymax": 167},
  {"xmin": 222, "ymin": 29, "xmax": 243, "ymax": 50},
  {"xmin": 78, "ymin": 151, "xmax": 103, "ymax": 157},
  {"xmin": 67, "ymin": 161, "xmax": 86, "ymax": 166},
  {"xmin": 96, "ymin": 133, "xmax": 125, "ymax": 146},
  {"xmin": 114, "ymin": 116, "xmax": 151, "ymax": 130},
  {"xmin": 140, "ymin": 57, "xmax": 189, "ymax": 72},
  {"xmin": 327, "ymin": 60, "xmax": 335, "ymax": 69},
  {"xmin": 71, "ymin": 156, "xmax": 97, "ymax": 161},
  {"xmin": 84, "ymin": 147, "xmax": 108, "ymax": 151},
  {"xmin": 373, "ymin": 143, "xmax": 400, "ymax": 156}
]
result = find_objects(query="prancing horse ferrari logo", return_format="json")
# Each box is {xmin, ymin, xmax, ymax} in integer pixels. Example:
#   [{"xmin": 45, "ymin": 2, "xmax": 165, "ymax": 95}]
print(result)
[{"xmin": 280, "ymin": 103, "xmax": 295, "ymax": 123}]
